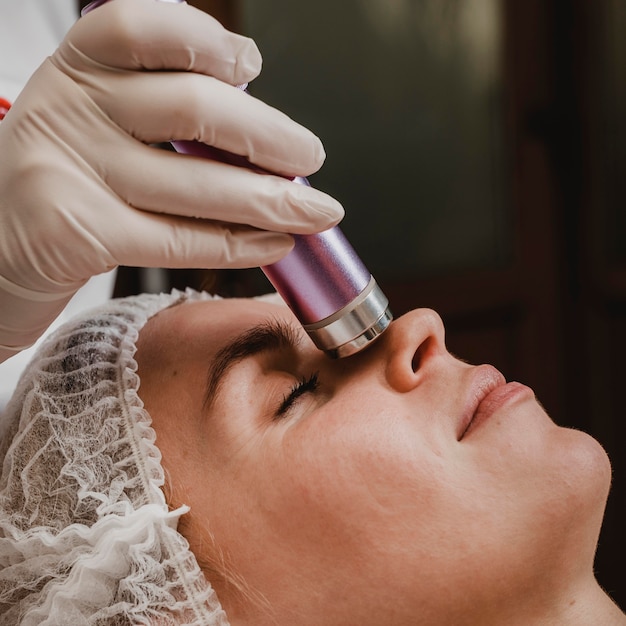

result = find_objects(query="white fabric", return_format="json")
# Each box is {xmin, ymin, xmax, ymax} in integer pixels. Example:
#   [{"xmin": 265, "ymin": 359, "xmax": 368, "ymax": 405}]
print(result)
[
  {"xmin": 0, "ymin": 289, "xmax": 229, "ymax": 625},
  {"xmin": 0, "ymin": 0, "xmax": 117, "ymax": 409},
  {"xmin": 0, "ymin": 0, "xmax": 76, "ymax": 103}
]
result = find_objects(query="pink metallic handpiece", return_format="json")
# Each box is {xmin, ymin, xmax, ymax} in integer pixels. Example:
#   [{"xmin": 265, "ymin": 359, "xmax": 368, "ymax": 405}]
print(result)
[{"xmin": 82, "ymin": 0, "xmax": 392, "ymax": 357}]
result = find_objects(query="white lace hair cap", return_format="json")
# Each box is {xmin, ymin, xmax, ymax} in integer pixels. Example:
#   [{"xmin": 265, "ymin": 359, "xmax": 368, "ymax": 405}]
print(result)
[{"xmin": 0, "ymin": 288, "xmax": 233, "ymax": 625}]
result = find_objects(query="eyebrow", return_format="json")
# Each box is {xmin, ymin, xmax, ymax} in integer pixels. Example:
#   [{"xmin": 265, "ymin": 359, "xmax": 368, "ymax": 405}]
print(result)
[{"xmin": 203, "ymin": 318, "xmax": 301, "ymax": 412}]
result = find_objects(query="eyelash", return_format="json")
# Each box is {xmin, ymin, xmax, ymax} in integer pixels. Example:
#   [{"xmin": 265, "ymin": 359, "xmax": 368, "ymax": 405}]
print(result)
[{"xmin": 276, "ymin": 372, "xmax": 320, "ymax": 418}]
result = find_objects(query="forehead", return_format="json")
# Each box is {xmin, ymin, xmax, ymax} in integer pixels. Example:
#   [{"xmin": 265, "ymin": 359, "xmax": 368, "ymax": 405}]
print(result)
[{"xmin": 139, "ymin": 297, "xmax": 297, "ymax": 356}]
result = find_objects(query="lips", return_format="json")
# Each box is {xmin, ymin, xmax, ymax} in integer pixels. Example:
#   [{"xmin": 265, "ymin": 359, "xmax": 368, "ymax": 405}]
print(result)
[{"xmin": 457, "ymin": 365, "xmax": 507, "ymax": 440}]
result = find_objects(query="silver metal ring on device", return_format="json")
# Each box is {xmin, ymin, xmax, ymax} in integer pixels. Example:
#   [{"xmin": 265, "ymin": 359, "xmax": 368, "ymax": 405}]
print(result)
[{"xmin": 303, "ymin": 277, "xmax": 393, "ymax": 358}]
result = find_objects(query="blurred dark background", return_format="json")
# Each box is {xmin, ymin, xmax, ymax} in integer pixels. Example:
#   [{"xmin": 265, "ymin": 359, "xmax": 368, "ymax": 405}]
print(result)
[{"xmin": 103, "ymin": 0, "xmax": 626, "ymax": 606}]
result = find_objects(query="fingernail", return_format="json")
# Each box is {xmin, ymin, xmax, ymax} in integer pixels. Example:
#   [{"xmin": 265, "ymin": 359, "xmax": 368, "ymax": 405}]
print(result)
[
  {"xmin": 311, "ymin": 136, "xmax": 326, "ymax": 170},
  {"xmin": 301, "ymin": 189, "xmax": 345, "ymax": 226},
  {"xmin": 233, "ymin": 36, "xmax": 262, "ymax": 83}
]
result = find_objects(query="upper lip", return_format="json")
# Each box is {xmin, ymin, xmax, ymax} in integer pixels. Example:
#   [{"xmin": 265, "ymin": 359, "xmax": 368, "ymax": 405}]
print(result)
[{"xmin": 457, "ymin": 365, "xmax": 506, "ymax": 440}]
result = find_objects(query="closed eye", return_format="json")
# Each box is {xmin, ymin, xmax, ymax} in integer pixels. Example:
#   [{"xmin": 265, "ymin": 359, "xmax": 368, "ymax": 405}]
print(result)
[
  {"xmin": 204, "ymin": 318, "xmax": 301, "ymax": 413},
  {"xmin": 275, "ymin": 372, "xmax": 320, "ymax": 418}
]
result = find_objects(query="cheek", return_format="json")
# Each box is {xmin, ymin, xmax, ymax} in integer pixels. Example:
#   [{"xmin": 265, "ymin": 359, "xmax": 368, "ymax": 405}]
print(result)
[{"xmin": 252, "ymin": 405, "xmax": 454, "ymax": 560}]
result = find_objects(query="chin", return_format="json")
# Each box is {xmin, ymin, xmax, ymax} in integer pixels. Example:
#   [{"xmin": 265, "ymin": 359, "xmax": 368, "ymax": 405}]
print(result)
[
  {"xmin": 552, "ymin": 426, "xmax": 613, "ymax": 551},
  {"xmin": 565, "ymin": 425, "xmax": 612, "ymax": 496}
]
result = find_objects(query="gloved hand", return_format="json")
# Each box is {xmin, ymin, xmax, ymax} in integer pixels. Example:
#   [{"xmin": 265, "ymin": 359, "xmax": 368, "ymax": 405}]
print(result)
[{"xmin": 0, "ymin": 0, "xmax": 343, "ymax": 363}]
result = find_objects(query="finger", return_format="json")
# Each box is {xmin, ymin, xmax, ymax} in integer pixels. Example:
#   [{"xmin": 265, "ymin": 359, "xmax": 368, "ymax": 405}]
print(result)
[
  {"xmin": 69, "ymin": 0, "xmax": 261, "ymax": 85},
  {"xmin": 83, "ymin": 70, "xmax": 326, "ymax": 177},
  {"xmin": 103, "ymin": 141, "xmax": 344, "ymax": 234},
  {"xmin": 102, "ymin": 209, "xmax": 296, "ymax": 269}
]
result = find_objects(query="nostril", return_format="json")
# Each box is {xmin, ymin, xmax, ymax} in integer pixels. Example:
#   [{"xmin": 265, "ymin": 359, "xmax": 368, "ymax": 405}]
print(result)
[
  {"xmin": 411, "ymin": 337, "xmax": 433, "ymax": 373},
  {"xmin": 411, "ymin": 346, "xmax": 423, "ymax": 373}
]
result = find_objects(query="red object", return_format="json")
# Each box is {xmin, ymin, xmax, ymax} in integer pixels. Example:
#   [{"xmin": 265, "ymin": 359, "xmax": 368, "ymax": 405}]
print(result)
[{"xmin": 0, "ymin": 97, "xmax": 11, "ymax": 121}]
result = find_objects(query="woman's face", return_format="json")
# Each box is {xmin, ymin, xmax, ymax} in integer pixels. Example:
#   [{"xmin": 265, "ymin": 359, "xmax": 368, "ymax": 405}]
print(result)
[{"xmin": 135, "ymin": 298, "xmax": 610, "ymax": 626}]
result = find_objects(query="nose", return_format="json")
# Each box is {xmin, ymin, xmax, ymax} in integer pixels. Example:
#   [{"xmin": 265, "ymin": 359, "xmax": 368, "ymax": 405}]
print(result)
[{"xmin": 378, "ymin": 308, "xmax": 448, "ymax": 392}]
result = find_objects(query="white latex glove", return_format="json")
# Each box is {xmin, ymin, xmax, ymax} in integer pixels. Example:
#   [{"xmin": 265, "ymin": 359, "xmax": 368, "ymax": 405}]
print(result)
[{"xmin": 0, "ymin": 0, "xmax": 343, "ymax": 363}]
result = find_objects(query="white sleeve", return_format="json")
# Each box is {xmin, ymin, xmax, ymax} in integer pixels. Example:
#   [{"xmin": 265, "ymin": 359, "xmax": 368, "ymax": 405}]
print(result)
[
  {"xmin": 0, "ymin": 0, "xmax": 77, "ymax": 102},
  {"xmin": 0, "ymin": 0, "xmax": 117, "ymax": 410}
]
